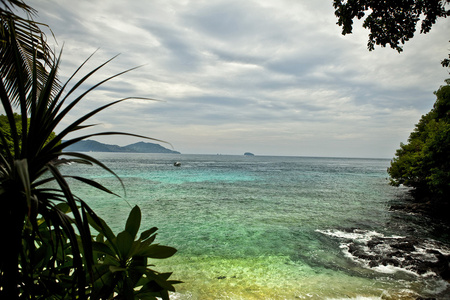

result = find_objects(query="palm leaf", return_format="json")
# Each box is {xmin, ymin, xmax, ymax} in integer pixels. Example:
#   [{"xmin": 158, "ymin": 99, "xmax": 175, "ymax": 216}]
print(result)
[{"xmin": 1, "ymin": 1, "xmax": 58, "ymax": 107}]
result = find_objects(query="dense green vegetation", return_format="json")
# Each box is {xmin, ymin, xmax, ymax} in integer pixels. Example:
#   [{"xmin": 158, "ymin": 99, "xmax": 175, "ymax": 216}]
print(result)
[
  {"xmin": 388, "ymin": 81, "xmax": 450, "ymax": 199},
  {"xmin": 0, "ymin": 113, "xmax": 58, "ymax": 156},
  {"xmin": 0, "ymin": 1, "xmax": 179, "ymax": 299}
]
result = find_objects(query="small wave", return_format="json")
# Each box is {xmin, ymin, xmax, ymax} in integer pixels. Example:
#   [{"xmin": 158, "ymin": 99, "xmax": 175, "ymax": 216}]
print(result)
[{"xmin": 316, "ymin": 228, "xmax": 401, "ymax": 242}]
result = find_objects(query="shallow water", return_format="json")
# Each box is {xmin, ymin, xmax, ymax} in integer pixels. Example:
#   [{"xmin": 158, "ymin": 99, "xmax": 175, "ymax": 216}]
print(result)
[{"xmin": 61, "ymin": 153, "xmax": 450, "ymax": 299}]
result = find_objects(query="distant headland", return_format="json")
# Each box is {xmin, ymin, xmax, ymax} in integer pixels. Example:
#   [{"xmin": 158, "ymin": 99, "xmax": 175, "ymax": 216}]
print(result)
[
  {"xmin": 63, "ymin": 140, "xmax": 180, "ymax": 154},
  {"xmin": 244, "ymin": 152, "xmax": 255, "ymax": 156}
]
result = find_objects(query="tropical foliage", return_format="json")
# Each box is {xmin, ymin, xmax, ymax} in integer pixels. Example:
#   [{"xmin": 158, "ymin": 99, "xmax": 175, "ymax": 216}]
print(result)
[
  {"xmin": 0, "ymin": 1, "xmax": 178, "ymax": 299},
  {"xmin": 90, "ymin": 206, "xmax": 180, "ymax": 299},
  {"xmin": 388, "ymin": 81, "xmax": 450, "ymax": 199}
]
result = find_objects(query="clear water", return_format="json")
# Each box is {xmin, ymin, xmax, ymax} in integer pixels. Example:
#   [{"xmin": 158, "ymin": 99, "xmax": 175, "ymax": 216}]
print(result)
[{"xmin": 60, "ymin": 153, "xmax": 450, "ymax": 299}]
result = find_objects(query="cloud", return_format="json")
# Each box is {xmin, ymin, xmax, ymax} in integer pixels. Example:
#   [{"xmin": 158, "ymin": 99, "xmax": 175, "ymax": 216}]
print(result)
[{"xmin": 25, "ymin": 0, "xmax": 450, "ymax": 158}]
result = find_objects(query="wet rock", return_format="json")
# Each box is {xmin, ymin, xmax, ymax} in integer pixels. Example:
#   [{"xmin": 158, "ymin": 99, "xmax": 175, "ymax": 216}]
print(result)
[
  {"xmin": 386, "ymin": 237, "xmax": 418, "ymax": 251},
  {"xmin": 413, "ymin": 262, "xmax": 431, "ymax": 275},
  {"xmin": 367, "ymin": 238, "xmax": 384, "ymax": 248},
  {"xmin": 323, "ymin": 228, "xmax": 450, "ymax": 282},
  {"xmin": 348, "ymin": 243, "xmax": 373, "ymax": 260},
  {"xmin": 348, "ymin": 243, "xmax": 359, "ymax": 254},
  {"xmin": 389, "ymin": 204, "xmax": 407, "ymax": 211},
  {"xmin": 368, "ymin": 260, "xmax": 379, "ymax": 268},
  {"xmin": 380, "ymin": 257, "xmax": 400, "ymax": 267},
  {"xmin": 391, "ymin": 241, "xmax": 416, "ymax": 251},
  {"xmin": 355, "ymin": 251, "xmax": 372, "ymax": 260},
  {"xmin": 390, "ymin": 250, "xmax": 403, "ymax": 257},
  {"xmin": 430, "ymin": 252, "xmax": 450, "ymax": 280}
]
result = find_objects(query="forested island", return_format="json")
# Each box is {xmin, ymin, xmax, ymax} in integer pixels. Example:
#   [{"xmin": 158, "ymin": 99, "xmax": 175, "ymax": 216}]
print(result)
[{"xmin": 64, "ymin": 140, "xmax": 180, "ymax": 154}]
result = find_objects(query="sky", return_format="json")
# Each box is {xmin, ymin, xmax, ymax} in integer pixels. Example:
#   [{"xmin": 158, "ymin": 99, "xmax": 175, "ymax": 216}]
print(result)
[{"xmin": 21, "ymin": 0, "xmax": 450, "ymax": 158}]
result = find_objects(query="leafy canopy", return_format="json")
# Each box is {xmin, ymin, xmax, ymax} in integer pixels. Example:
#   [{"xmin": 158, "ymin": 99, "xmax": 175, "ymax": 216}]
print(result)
[
  {"xmin": 333, "ymin": 0, "xmax": 450, "ymax": 53},
  {"xmin": 388, "ymin": 81, "xmax": 450, "ymax": 198}
]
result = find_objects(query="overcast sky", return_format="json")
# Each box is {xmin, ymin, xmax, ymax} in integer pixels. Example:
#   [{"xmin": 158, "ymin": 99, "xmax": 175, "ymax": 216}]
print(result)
[{"xmin": 24, "ymin": 0, "xmax": 449, "ymax": 158}]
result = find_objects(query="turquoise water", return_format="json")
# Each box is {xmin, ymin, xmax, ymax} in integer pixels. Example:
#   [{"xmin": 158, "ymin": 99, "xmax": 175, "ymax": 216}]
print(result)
[{"xmin": 61, "ymin": 153, "xmax": 450, "ymax": 299}]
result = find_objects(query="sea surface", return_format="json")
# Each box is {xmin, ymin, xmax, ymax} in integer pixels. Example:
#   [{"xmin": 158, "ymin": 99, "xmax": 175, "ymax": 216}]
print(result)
[{"xmin": 61, "ymin": 153, "xmax": 450, "ymax": 299}]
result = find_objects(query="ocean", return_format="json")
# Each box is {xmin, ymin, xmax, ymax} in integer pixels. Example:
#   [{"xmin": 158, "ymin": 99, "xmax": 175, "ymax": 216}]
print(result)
[{"xmin": 61, "ymin": 153, "xmax": 450, "ymax": 299}]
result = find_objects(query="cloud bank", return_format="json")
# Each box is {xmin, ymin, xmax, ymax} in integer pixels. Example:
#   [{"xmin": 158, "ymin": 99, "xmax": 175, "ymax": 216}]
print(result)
[{"xmin": 28, "ymin": 0, "xmax": 449, "ymax": 157}]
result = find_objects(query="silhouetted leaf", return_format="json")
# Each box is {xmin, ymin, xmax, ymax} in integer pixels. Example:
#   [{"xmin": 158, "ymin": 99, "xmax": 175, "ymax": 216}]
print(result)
[
  {"xmin": 139, "ymin": 227, "xmax": 158, "ymax": 241},
  {"xmin": 137, "ymin": 245, "xmax": 177, "ymax": 259},
  {"xmin": 92, "ymin": 241, "xmax": 115, "ymax": 257},
  {"xmin": 125, "ymin": 205, "xmax": 141, "ymax": 240},
  {"xmin": 116, "ymin": 231, "xmax": 134, "ymax": 260}
]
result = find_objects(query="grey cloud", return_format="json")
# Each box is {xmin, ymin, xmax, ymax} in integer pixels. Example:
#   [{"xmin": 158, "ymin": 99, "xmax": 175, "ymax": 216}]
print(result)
[
  {"xmin": 184, "ymin": 1, "xmax": 271, "ymax": 41},
  {"xmin": 24, "ymin": 0, "xmax": 449, "ymax": 157}
]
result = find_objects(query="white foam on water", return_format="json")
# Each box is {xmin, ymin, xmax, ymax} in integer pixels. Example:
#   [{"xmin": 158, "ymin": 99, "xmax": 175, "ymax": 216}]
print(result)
[
  {"xmin": 318, "ymin": 228, "xmax": 450, "ymax": 280},
  {"xmin": 316, "ymin": 229, "xmax": 384, "ymax": 242},
  {"xmin": 422, "ymin": 278, "xmax": 450, "ymax": 295},
  {"xmin": 370, "ymin": 264, "xmax": 417, "ymax": 276},
  {"xmin": 316, "ymin": 229, "xmax": 404, "ymax": 243},
  {"xmin": 419, "ymin": 239, "xmax": 450, "ymax": 256}
]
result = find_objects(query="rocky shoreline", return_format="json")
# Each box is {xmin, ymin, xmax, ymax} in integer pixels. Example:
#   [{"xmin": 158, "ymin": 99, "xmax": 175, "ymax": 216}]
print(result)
[
  {"xmin": 346, "ymin": 234, "xmax": 450, "ymax": 280},
  {"xmin": 319, "ymin": 226, "xmax": 450, "ymax": 300},
  {"xmin": 387, "ymin": 199, "xmax": 450, "ymax": 299}
]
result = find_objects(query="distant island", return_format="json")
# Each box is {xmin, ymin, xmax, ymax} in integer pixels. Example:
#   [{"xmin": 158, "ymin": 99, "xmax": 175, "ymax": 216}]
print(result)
[
  {"xmin": 244, "ymin": 152, "xmax": 255, "ymax": 156},
  {"xmin": 64, "ymin": 140, "xmax": 180, "ymax": 154}
]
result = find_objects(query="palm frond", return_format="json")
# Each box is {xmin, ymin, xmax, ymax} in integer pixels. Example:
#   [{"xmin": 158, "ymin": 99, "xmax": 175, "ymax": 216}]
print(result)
[{"xmin": 1, "ymin": 1, "xmax": 58, "ymax": 108}]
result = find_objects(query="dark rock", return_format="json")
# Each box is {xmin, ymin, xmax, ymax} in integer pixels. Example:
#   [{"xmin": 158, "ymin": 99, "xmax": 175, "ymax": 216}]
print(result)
[
  {"xmin": 390, "ymin": 250, "xmax": 403, "ymax": 257},
  {"xmin": 348, "ymin": 245, "xmax": 372, "ymax": 260},
  {"xmin": 414, "ymin": 262, "xmax": 433, "ymax": 275},
  {"xmin": 390, "ymin": 240, "xmax": 416, "ymax": 252},
  {"xmin": 389, "ymin": 204, "xmax": 407, "ymax": 211},
  {"xmin": 380, "ymin": 257, "xmax": 400, "ymax": 267},
  {"xmin": 367, "ymin": 237, "xmax": 384, "ymax": 248},
  {"xmin": 217, "ymin": 276, "xmax": 226, "ymax": 280},
  {"xmin": 432, "ymin": 253, "xmax": 450, "ymax": 280},
  {"xmin": 354, "ymin": 251, "xmax": 373, "ymax": 260},
  {"xmin": 403, "ymin": 255, "xmax": 415, "ymax": 262},
  {"xmin": 368, "ymin": 260, "xmax": 379, "ymax": 268},
  {"xmin": 348, "ymin": 243, "xmax": 359, "ymax": 254}
]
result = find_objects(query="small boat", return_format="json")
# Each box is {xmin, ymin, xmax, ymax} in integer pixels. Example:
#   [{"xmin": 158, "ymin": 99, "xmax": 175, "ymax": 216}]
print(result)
[{"xmin": 174, "ymin": 162, "xmax": 181, "ymax": 167}]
